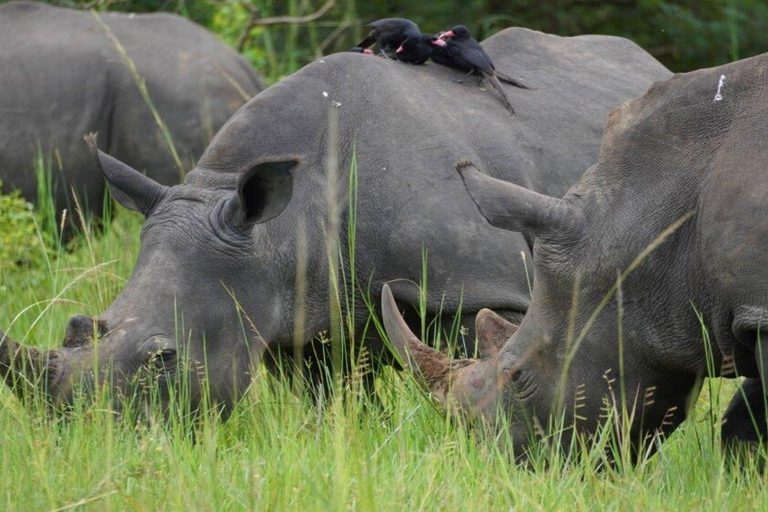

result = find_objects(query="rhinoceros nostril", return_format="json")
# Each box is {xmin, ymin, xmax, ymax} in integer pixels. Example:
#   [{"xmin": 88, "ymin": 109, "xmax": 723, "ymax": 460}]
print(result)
[
  {"xmin": 97, "ymin": 319, "xmax": 109, "ymax": 337},
  {"xmin": 63, "ymin": 315, "xmax": 104, "ymax": 348}
]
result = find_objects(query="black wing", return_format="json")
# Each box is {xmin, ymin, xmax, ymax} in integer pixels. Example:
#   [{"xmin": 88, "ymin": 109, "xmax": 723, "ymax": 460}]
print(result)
[
  {"xmin": 431, "ymin": 45, "xmax": 455, "ymax": 67},
  {"xmin": 364, "ymin": 18, "xmax": 420, "ymax": 51},
  {"xmin": 457, "ymin": 39, "xmax": 495, "ymax": 74},
  {"xmin": 368, "ymin": 18, "xmax": 419, "ymax": 37},
  {"xmin": 356, "ymin": 34, "xmax": 379, "ymax": 49}
]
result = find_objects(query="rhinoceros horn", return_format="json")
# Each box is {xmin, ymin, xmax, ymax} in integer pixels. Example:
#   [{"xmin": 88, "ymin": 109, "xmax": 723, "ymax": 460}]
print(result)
[
  {"xmin": 381, "ymin": 284, "xmax": 517, "ymax": 415},
  {"xmin": 457, "ymin": 161, "xmax": 582, "ymax": 238}
]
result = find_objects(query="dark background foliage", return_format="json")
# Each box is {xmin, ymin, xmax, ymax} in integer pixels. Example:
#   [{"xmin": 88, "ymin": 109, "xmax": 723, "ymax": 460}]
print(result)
[{"xmin": 11, "ymin": 0, "xmax": 768, "ymax": 80}]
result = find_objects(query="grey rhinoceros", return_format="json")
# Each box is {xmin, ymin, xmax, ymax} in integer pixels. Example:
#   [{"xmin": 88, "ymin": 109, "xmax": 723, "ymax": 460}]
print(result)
[
  {"xmin": 0, "ymin": 28, "xmax": 669, "ymax": 415},
  {"xmin": 383, "ymin": 52, "xmax": 768, "ymax": 458},
  {"xmin": 0, "ymin": 1, "xmax": 263, "ymax": 223}
]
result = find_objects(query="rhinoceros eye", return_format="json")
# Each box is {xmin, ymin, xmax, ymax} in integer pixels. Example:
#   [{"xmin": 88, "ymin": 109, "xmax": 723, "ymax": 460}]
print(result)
[{"xmin": 148, "ymin": 348, "xmax": 177, "ymax": 374}]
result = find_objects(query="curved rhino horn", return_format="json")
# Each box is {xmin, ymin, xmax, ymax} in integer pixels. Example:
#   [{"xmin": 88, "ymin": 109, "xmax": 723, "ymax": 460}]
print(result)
[
  {"xmin": 457, "ymin": 161, "xmax": 582, "ymax": 239},
  {"xmin": 381, "ymin": 283, "xmax": 454, "ymax": 398},
  {"xmin": 381, "ymin": 284, "xmax": 505, "ymax": 415},
  {"xmin": 0, "ymin": 329, "xmax": 60, "ymax": 400}
]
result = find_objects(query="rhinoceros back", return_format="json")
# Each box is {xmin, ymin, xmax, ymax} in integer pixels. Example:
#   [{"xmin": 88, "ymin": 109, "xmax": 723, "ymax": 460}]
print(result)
[
  {"xmin": 0, "ymin": 1, "xmax": 262, "ymax": 220},
  {"xmin": 192, "ymin": 29, "xmax": 670, "ymax": 316}
]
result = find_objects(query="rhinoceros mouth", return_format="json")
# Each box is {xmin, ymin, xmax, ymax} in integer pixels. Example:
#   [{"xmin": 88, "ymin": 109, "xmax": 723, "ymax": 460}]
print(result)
[
  {"xmin": 0, "ymin": 329, "xmax": 67, "ymax": 400},
  {"xmin": 45, "ymin": 351, "xmax": 68, "ymax": 393}
]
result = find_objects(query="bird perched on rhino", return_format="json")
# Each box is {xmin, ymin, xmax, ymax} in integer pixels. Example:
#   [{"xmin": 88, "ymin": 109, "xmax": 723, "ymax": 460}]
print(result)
[
  {"xmin": 356, "ymin": 18, "xmax": 435, "ymax": 64},
  {"xmin": 430, "ymin": 32, "xmax": 454, "ymax": 67},
  {"xmin": 434, "ymin": 25, "xmax": 530, "ymax": 115},
  {"xmin": 438, "ymin": 26, "xmax": 531, "ymax": 89},
  {"xmin": 394, "ymin": 33, "xmax": 438, "ymax": 64}
]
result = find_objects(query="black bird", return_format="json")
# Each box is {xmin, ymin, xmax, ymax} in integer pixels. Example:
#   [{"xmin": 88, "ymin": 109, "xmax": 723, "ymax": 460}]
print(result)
[
  {"xmin": 357, "ymin": 18, "xmax": 437, "ymax": 64},
  {"xmin": 394, "ymin": 33, "xmax": 438, "ymax": 64},
  {"xmin": 439, "ymin": 26, "xmax": 530, "ymax": 88},
  {"xmin": 436, "ymin": 25, "xmax": 529, "ymax": 114},
  {"xmin": 430, "ymin": 31, "xmax": 454, "ymax": 67},
  {"xmin": 356, "ymin": 18, "xmax": 423, "ymax": 56},
  {"xmin": 357, "ymin": 18, "xmax": 426, "ymax": 60}
]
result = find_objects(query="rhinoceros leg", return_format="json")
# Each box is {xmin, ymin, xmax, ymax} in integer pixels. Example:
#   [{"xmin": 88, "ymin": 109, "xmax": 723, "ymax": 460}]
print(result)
[
  {"xmin": 721, "ymin": 378, "xmax": 767, "ymax": 464},
  {"xmin": 721, "ymin": 314, "xmax": 768, "ymax": 463},
  {"xmin": 722, "ymin": 378, "xmax": 766, "ymax": 444}
]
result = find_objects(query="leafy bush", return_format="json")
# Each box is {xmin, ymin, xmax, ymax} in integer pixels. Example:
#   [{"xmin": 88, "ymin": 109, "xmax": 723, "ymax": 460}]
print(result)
[
  {"xmin": 0, "ymin": 181, "xmax": 49, "ymax": 269},
  {"xmin": 40, "ymin": 0, "xmax": 768, "ymax": 74}
]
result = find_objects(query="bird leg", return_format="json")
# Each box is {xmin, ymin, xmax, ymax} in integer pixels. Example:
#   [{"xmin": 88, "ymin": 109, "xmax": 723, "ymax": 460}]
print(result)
[{"xmin": 451, "ymin": 69, "xmax": 477, "ymax": 85}]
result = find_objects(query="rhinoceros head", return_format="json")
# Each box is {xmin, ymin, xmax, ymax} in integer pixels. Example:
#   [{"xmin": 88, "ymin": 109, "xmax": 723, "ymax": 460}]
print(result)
[
  {"xmin": 384, "ymin": 160, "xmax": 699, "ymax": 459},
  {"xmin": 380, "ymin": 161, "xmax": 584, "ymax": 456},
  {"xmin": 0, "ymin": 135, "xmax": 301, "ymax": 416}
]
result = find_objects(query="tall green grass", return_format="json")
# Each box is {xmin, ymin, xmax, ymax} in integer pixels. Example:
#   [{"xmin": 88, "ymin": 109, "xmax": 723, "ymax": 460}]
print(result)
[
  {"xmin": 1, "ymin": 3, "xmax": 765, "ymax": 509},
  {"xmin": 1, "ymin": 147, "xmax": 767, "ymax": 510},
  {"xmin": 91, "ymin": 10, "xmax": 185, "ymax": 179}
]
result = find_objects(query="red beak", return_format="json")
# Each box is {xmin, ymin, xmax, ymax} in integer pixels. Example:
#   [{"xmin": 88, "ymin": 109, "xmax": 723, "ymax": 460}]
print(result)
[
  {"xmin": 442, "ymin": 30, "xmax": 456, "ymax": 39},
  {"xmin": 396, "ymin": 44, "xmax": 404, "ymax": 54},
  {"xmin": 363, "ymin": 49, "xmax": 373, "ymax": 55},
  {"xmin": 431, "ymin": 38, "xmax": 447, "ymax": 47}
]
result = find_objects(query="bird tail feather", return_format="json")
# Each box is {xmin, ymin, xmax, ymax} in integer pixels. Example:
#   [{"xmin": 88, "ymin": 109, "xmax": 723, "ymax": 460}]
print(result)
[
  {"xmin": 495, "ymin": 71, "xmax": 532, "ymax": 90},
  {"xmin": 487, "ymin": 73, "xmax": 515, "ymax": 115},
  {"xmin": 356, "ymin": 35, "xmax": 378, "ymax": 49}
]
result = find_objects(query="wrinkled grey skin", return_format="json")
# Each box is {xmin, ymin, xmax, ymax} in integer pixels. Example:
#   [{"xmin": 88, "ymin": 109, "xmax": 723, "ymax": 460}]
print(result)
[
  {"xmin": 0, "ymin": 1, "xmax": 262, "ymax": 223},
  {"xmin": 0, "ymin": 28, "xmax": 668, "ymax": 415},
  {"xmin": 384, "ymin": 52, "xmax": 768, "ymax": 459}
]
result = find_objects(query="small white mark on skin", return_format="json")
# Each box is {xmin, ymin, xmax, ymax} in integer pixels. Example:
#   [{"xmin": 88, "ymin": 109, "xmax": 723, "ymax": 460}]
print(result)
[
  {"xmin": 322, "ymin": 91, "xmax": 329, "ymax": 98},
  {"xmin": 332, "ymin": 101, "xmax": 341, "ymax": 108},
  {"xmin": 714, "ymin": 74, "xmax": 726, "ymax": 102}
]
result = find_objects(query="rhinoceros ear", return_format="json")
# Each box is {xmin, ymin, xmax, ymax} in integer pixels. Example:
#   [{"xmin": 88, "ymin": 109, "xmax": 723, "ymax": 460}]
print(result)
[
  {"xmin": 457, "ymin": 161, "xmax": 582, "ymax": 239},
  {"xmin": 84, "ymin": 133, "xmax": 168, "ymax": 216},
  {"xmin": 234, "ymin": 158, "xmax": 300, "ymax": 226}
]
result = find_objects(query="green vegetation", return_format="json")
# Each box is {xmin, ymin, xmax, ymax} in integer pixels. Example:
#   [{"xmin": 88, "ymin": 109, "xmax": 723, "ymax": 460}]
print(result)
[
  {"xmin": 32, "ymin": 0, "xmax": 768, "ymax": 79},
  {"xmin": 0, "ymin": 213, "xmax": 762, "ymax": 509},
  {"xmin": 2, "ymin": 0, "xmax": 768, "ymax": 510},
  {"xmin": 0, "ymin": 181, "xmax": 47, "ymax": 270},
  {"xmin": 0, "ymin": 169, "xmax": 764, "ymax": 510}
]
